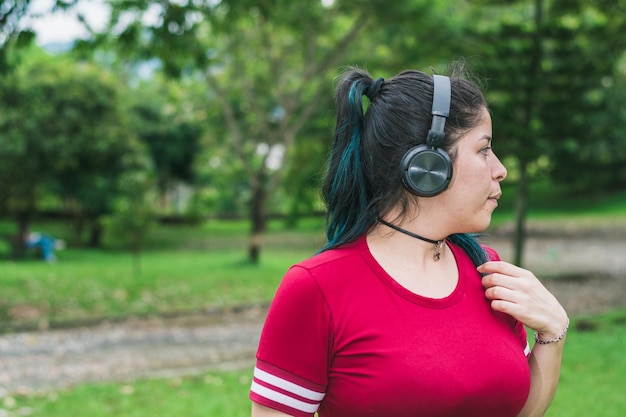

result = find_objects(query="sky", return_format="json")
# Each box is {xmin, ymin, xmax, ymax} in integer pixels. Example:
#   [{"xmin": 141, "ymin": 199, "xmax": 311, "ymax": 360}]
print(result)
[{"xmin": 24, "ymin": 0, "xmax": 109, "ymax": 46}]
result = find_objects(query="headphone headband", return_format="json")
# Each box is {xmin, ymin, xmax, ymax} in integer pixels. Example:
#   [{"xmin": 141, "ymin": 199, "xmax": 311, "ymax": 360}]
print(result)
[
  {"xmin": 431, "ymin": 75, "xmax": 451, "ymax": 117},
  {"xmin": 427, "ymin": 75, "xmax": 451, "ymax": 148}
]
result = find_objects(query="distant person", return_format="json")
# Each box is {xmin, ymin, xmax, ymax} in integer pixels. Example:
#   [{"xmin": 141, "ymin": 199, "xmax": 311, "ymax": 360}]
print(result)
[
  {"xmin": 250, "ymin": 63, "xmax": 568, "ymax": 416},
  {"xmin": 25, "ymin": 232, "xmax": 65, "ymax": 262}
]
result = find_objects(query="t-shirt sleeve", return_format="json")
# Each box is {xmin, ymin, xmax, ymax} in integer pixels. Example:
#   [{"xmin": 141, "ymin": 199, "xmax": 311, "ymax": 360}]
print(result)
[
  {"xmin": 516, "ymin": 320, "xmax": 531, "ymax": 357},
  {"xmin": 250, "ymin": 265, "xmax": 332, "ymax": 416},
  {"xmin": 482, "ymin": 244, "xmax": 500, "ymax": 263}
]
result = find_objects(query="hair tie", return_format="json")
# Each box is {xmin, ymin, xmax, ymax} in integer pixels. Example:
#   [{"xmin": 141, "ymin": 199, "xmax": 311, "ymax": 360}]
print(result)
[{"xmin": 365, "ymin": 77, "xmax": 384, "ymax": 101}]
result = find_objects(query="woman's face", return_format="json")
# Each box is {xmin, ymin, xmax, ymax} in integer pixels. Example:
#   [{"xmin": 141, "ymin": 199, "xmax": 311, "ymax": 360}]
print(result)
[{"xmin": 436, "ymin": 108, "xmax": 507, "ymax": 233}]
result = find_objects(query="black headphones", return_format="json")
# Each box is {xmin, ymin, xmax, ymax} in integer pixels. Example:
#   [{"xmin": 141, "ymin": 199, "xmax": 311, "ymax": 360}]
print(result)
[{"xmin": 400, "ymin": 74, "xmax": 452, "ymax": 197}]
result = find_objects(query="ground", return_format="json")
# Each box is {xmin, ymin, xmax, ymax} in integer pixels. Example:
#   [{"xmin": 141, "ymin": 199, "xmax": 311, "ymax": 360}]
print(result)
[{"xmin": 1, "ymin": 220, "xmax": 625, "ymax": 394}]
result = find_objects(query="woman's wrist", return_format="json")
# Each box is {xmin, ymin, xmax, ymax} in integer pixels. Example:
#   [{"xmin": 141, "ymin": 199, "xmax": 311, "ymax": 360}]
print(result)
[{"xmin": 534, "ymin": 318, "xmax": 570, "ymax": 344}]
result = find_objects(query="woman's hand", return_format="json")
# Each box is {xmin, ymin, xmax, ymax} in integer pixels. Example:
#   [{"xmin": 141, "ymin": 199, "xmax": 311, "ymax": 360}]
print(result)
[{"xmin": 478, "ymin": 261, "xmax": 568, "ymax": 338}]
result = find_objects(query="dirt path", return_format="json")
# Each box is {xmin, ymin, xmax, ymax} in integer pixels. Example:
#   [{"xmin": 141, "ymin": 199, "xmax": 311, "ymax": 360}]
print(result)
[
  {"xmin": 0, "ymin": 306, "xmax": 267, "ymax": 394},
  {"xmin": 1, "ymin": 229, "xmax": 625, "ymax": 395}
]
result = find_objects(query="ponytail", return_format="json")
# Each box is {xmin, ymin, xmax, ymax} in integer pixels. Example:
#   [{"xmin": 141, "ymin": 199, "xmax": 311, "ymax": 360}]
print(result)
[{"xmin": 322, "ymin": 69, "xmax": 375, "ymax": 250}]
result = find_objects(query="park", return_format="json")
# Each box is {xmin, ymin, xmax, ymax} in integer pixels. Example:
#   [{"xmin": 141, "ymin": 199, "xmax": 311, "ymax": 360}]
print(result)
[{"xmin": 1, "ymin": 0, "xmax": 626, "ymax": 416}]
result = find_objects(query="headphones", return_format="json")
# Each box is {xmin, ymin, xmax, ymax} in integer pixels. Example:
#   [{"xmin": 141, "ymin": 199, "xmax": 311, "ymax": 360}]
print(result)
[{"xmin": 400, "ymin": 74, "xmax": 453, "ymax": 197}]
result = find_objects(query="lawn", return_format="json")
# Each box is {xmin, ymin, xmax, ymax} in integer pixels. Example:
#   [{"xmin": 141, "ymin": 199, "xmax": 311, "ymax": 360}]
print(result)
[
  {"xmin": 546, "ymin": 310, "xmax": 626, "ymax": 417},
  {"xmin": 4, "ymin": 369, "xmax": 255, "ymax": 417},
  {"xmin": 0, "ymin": 218, "xmax": 325, "ymax": 331}
]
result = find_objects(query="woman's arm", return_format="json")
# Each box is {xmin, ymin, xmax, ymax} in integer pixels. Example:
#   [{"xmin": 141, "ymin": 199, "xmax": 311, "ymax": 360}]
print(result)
[
  {"xmin": 516, "ymin": 338, "xmax": 566, "ymax": 417},
  {"xmin": 252, "ymin": 402, "xmax": 295, "ymax": 417},
  {"xmin": 478, "ymin": 261, "xmax": 569, "ymax": 417}
]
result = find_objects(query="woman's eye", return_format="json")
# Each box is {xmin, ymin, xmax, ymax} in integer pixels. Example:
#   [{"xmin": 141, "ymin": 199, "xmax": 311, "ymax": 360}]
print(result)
[{"xmin": 480, "ymin": 146, "xmax": 492, "ymax": 155}]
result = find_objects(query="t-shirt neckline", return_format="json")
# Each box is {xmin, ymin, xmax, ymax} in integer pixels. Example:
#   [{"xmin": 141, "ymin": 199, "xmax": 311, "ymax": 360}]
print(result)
[{"xmin": 357, "ymin": 234, "xmax": 467, "ymax": 309}]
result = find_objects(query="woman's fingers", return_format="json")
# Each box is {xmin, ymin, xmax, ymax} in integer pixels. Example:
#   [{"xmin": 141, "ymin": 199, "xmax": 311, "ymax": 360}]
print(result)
[
  {"xmin": 478, "ymin": 260, "xmax": 525, "ymax": 276},
  {"xmin": 477, "ymin": 261, "xmax": 568, "ymax": 336},
  {"xmin": 478, "ymin": 261, "xmax": 534, "ymax": 283}
]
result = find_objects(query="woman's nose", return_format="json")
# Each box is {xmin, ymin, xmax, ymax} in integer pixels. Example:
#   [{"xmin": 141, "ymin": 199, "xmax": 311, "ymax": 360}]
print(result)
[{"xmin": 493, "ymin": 155, "xmax": 507, "ymax": 181}]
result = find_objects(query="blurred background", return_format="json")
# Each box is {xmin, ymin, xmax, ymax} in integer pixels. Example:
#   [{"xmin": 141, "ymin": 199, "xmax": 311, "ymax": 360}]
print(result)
[{"xmin": 0, "ymin": 0, "xmax": 625, "ymax": 416}]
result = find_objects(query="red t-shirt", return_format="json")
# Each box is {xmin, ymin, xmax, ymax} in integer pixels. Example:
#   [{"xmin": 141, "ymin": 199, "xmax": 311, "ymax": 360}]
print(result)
[{"xmin": 251, "ymin": 235, "xmax": 531, "ymax": 416}]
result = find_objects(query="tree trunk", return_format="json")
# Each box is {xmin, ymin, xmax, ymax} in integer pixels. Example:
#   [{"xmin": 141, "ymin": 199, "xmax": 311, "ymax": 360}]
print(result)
[
  {"xmin": 88, "ymin": 219, "xmax": 103, "ymax": 248},
  {"xmin": 512, "ymin": 0, "xmax": 543, "ymax": 267},
  {"xmin": 14, "ymin": 211, "xmax": 31, "ymax": 259},
  {"xmin": 513, "ymin": 161, "xmax": 529, "ymax": 266},
  {"xmin": 249, "ymin": 184, "xmax": 267, "ymax": 264}
]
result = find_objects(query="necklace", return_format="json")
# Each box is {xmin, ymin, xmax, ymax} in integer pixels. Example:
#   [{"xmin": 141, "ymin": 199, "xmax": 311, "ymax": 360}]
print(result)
[{"xmin": 377, "ymin": 218, "xmax": 445, "ymax": 261}]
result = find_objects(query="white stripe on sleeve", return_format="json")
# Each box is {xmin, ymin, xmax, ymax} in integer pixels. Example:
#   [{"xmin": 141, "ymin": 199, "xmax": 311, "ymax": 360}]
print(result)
[
  {"xmin": 251, "ymin": 381, "xmax": 321, "ymax": 414},
  {"xmin": 254, "ymin": 366, "xmax": 325, "ymax": 401}
]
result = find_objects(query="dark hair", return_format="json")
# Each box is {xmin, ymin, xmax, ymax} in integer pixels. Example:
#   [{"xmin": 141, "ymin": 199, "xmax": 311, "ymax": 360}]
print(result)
[{"xmin": 321, "ymin": 63, "xmax": 490, "ymax": 266}]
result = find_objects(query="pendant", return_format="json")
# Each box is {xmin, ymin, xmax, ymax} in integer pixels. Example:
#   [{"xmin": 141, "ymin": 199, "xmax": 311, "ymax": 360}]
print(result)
[{"xmin": 433, "ymin": 241, "xmax": 443, "ymax": 262}]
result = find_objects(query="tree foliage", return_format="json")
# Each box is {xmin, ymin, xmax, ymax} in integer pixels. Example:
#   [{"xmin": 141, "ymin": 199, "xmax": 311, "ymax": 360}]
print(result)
[
  {"xmin": 98, "ymin": 0, "xmax": 462, "ymax": 262},
  {"xmin": 467, "ymin": 0, "xmax": 626, "ymax": 187},
  {"xmin": 0, "ymin": 0, "xmax": 34, "ymax": 72},
  {"xmin": 541, "ymin": 0, "xmax": 626, "ymax": 191},
  {"xmin": 0, "ymin": 48, "xmax": 149, "ymax": 251},
  {"xmin": 462, "ymin": 0, "xmax": 626, "ymax": 265},
  {"xmin": 0, "ymin": 0, "xmax": 82, "ymax": 72},
  {"xmin": 3, "ymin": 0, "xmax": 626, "ymax": 265},
  {"xmin": 128, "ymin": 78, "xmax": 204, "ymax": 197}
]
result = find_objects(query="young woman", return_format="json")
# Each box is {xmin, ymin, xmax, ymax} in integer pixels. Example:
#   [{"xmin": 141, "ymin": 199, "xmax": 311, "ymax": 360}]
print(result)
[{"xmin": 250, "ymin": 64, "xmax": 568, "ymax": 417}]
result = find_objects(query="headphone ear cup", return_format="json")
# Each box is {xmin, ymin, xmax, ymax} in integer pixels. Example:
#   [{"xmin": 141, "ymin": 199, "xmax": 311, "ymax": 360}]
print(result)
[{"xmin": 400, "ymin": 145, "xmax": 453, "ymax": 197}]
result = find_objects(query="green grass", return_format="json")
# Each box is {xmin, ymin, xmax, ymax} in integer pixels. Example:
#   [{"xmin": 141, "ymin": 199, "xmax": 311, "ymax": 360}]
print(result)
[
  {"xmin": 6, "ymin": 311, "xmax": 626, "ymax": 417},
  {"xmin": 0, "ymin": 218, "xmax": 326, "ymax": 330},
  {"xmin": 0, "ymin": 248, "xmax": 310, "ymax": 327},
  {"xmin": 5, "ymin": 369, "xmax": 255, "ymax": 417},
  {"xmin": 546, "ymin": 309, "xmax": 626, "ymax": 417}
]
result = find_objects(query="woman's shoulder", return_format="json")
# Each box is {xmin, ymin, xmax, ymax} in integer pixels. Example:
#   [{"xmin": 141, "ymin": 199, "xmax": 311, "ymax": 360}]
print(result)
[
  {"xmin": 270, "ymin": 238, "xmax": 367, "ymax": 313},
  {"xmin": 296, "ymin": 236, "xmax": 365, "ymax": 271},
  {"xmin": 280, "ymin": 236, "xmax": 367, "ymax": 290}
]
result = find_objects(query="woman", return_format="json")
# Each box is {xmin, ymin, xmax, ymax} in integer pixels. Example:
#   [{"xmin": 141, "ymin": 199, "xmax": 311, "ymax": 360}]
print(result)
[{"xmin": 250, "ymin": 64, "xmax": 568, "ymax": 417}]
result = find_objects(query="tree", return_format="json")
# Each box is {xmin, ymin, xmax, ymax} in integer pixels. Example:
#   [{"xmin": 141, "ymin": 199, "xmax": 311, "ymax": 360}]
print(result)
[
  {"xmin": 466, "ymin": 0, "xmax": 626, "ymax": 266},
  {"xmin": 540, "ymin": 0, "xmax": 626, "ymax": 192},
  {"xmin": 105, "ymin": 151, "xmax": 156, "ymax": 275},
  {"xmin": 127, "ymin": 77, "xmax": 205, "ymax": 216},
  {"xmin": 0, "ymin": 0, "xmax": 34, "ymax": 72},
  {"xmin": 99, "ymin": 0, "xmax": 459, "ymax": 263},
  {"xmin": 0, "ymin": 47, "xmax": 148, "ymax": 253},
  {"xmin": 472, "ymin": 0, "xmax": 545, "ymax": 267},
  {"xmin": 0, "ymin": 0, "xmax": 83, "ymax": 73}
]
